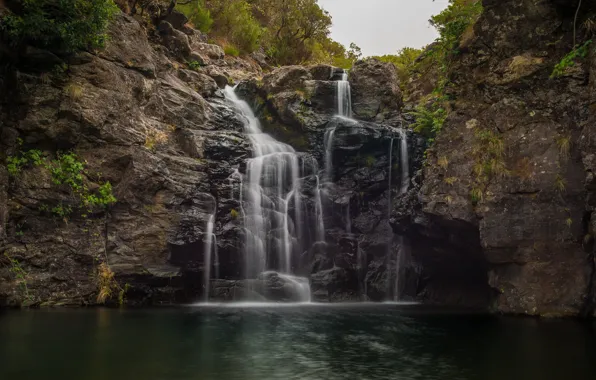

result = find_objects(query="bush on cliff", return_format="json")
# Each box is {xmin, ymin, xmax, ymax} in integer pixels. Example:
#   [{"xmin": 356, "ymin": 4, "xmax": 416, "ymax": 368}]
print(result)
[{"xmin": 1, "ymin": 0, "xmax": 119, "ymax": 52}]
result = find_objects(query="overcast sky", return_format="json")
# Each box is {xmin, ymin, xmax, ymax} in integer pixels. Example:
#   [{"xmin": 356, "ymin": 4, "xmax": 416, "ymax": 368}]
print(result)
[{"xmin": 318, "ymin": 0, "xmax": 450, "ymax": 57}]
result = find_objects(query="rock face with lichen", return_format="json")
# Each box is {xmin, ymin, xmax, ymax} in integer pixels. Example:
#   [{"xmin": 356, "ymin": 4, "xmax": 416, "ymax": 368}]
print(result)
[{"xmin": 393, "ymin": 0, "xmax": 596, "ymax": 317}]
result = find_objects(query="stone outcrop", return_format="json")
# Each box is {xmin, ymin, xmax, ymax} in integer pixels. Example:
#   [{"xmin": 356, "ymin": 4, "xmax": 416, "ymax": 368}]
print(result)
[
  {"xmin": 350, "ymin": 59, "xmax": 403, "ymax": 123},
  {"xmin": 393, "ymin": 0, "xmax": 596, "ymax": 317}
]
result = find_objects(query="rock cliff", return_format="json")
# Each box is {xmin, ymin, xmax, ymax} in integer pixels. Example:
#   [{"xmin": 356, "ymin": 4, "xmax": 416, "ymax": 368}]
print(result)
[{"xmin": 394, "ymin": 0, "xmax": 596, "ymax": 317}]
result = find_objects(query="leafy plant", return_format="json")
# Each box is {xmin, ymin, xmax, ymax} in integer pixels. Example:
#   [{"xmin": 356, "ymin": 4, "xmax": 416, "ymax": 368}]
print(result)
[
  {"xmin": 409, "ymin": 102, "xmax": 447, "ymax": 141},
  {"xmin": 223, "ymin": 44, "xmax": 240, "ymax": 57},
  {"xmin": 470, "ymin": 187, "xmax": 483, "ymax": 203},
  {"xmin": 5, "ymin": 149, "xmax": 117, "ymax": 219},
  {"xmin": 187, "ymin": 60, "xmax": 203, "ymax": 71},
  {"xmin": 551, "ymin": 40, "xmax": 593, "ymax": 78},
  {"xmin": 230, "ymin": 209, "xmax": 239, "ymax": 219}
]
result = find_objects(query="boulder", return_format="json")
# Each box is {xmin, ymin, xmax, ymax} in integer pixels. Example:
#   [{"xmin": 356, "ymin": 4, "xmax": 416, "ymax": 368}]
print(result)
[{"xmin": 350, "ymin": 59, "xmax": 403, "ymax": 122}]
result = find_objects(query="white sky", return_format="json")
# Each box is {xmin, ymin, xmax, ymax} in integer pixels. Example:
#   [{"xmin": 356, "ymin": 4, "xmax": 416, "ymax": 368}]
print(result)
[{"xmin": 318, "ymin": 0, "xmax": 451, "ymax": 57}]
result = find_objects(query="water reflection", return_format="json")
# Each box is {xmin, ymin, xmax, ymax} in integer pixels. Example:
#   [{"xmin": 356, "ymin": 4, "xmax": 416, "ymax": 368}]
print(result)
[{"xmin": 0, "ymin": 306, "xmax": 595, "ymax": 380}]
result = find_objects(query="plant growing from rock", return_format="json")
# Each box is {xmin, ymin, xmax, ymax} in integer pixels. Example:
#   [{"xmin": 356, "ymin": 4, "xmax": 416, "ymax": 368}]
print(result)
[
  {"xmin": 2, "ymin": 253, "xmax": 32, "ymax": 304},
  {"xmin": 468, "ymin": 127, "xmax": 508, "ymax": 203},
  {"xmin": 5, "ymin": 149, "xmax": 117, "ymax": 219},
  {"xmin": 96, "ymin": 262, "xmax": 128, "ymax": 305},
  {"xmin": 551, "ymin": 40, "xmax": 592, "ymax": 78}
]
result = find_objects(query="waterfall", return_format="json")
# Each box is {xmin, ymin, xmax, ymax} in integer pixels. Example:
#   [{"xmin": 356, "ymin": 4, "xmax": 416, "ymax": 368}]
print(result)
[
  {"xmin": 398, "ymin": 129, "xmax": 410, "ymax": 194},
  {"xmin": 388, "ymin": 130, "xmax": 410, "ymax": 301},
  {"xmin": 324, "ymin": 127, "xmax": 336, "ymax": 181},
  {"xmin": 324, "ymin": 71, "xmax": 354, "ymax": 182},
  {"xmin": 387, "ymin": 138, "xmax": 394, "ymax": 214},
  {"xmin": 337, "ymin": 72, "xmax": 352, "ymax": 118},
  {"xmin": 314, "ymin": 175, "xmax": 325, "ymax": 242},
  {"xmin": 223, "ymin": 86, "xmax": 312, "ymax": 301},
  {"xmin": 203, "ymin": 214, "xmax": 216, "ymax": 302}
]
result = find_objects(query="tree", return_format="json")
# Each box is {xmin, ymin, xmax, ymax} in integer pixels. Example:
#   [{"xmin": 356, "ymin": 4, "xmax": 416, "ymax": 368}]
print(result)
[{"xmin": 1, "ymin": 0, "xmax": 119, "ymax": 52}]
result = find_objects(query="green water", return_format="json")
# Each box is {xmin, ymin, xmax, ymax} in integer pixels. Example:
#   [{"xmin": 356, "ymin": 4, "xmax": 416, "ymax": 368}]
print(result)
[{"xmin": 0, "ymin": 304, "xmax": 595, "ymax": 379}]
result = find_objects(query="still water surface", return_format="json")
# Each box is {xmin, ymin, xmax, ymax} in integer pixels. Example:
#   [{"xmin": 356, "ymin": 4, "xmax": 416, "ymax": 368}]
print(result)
[{"xmin": 0, "ymin": 304, "xmax": 595, "ymax": 380}]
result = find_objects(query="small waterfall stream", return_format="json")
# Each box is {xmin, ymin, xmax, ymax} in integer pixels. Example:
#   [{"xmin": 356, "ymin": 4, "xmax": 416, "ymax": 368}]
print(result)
[
  {"xmin": 337, "ymin": 72, "xmax": 352, "ymax": 118},
  {"xmin": 202, "ymin": 214, "xmax": 216, "ymax": 302}
]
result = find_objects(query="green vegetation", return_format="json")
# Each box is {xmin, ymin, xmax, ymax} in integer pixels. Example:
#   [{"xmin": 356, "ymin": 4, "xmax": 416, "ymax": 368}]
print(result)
[
  {"xmin": 97, "ymin": 262, "xmax": 127, "ymax": 305},
  {"xmin": 175, "ymin": 0, "xmax": 356, "ymax": 66},
  {"xmin": 551, "ymin": 40, "xmax": 592, "ymax": 78},
  {"xmin": 469, "ymin": 127, "xmax": 508, "ymax": 203},
  {"xmin": 376, "ymin": 0, "xmax": 482, "ymax": 94},
  {"xmin": 3, "ymin": 253, "xmax": 32, "ymax": 303},
  {"xmin": 223, "ymin": 44, "xmax": 241, "ymax": 57},
  {"xmin": 1, "ymin": 0, "xmax": 119, "ymax": 52},
  {"xmin": 230, "ymin": 209, "xmax": 239, "ymax": 219},
  {"xmin": 373, "ymin": 47, "xmax": 423, "ymax": 84},
  {"xmin": 6, "ymin": 148, "xmax": 117, "ymax": 219},
  {"xmin": 409, "ymin": 100, "xmax": 447, "ymax": 142},
  {"xmin": 187, "ymin": 60, "xmax": 202, "ymax": 71}
]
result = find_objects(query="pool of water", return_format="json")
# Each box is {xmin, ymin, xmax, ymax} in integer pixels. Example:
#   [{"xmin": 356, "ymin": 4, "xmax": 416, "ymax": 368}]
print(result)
[{"xmin": 1, "ymin": 304, "xmax": 595, "ymax": 379}]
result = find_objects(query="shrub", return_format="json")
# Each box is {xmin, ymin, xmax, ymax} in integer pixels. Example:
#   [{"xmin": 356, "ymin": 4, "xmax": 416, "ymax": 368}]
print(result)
[
  {"xmin": 187, "ymin": 60, "xmax": 203, "ymax": 71},
  {"xmin": 409, "ymin": 101, "xmax": 447, "ymax": 141},
  {"xmin": 1, "ymin": 0, "xmax": 119, "ymax": 52},
  {"xmin": 5, "ymin": 149, "xmax": 117, "ymax": 218},
  {"xmin": 177, "ymin": 0, "xmax": 214, "ymax": 32},
  {"xmin": 223, "ymin": 44, "xmax": 240, "ymax": 57}
]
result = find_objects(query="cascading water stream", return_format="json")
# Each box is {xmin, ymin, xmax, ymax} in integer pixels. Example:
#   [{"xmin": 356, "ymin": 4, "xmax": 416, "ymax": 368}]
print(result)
[
  {"xmin": 223, "ymin": 86, "xmax": 312, "ymax": 300},
  {"xmin": 337, "ymin": 72, "xmax": 352, "ymax": 118},
  {"xmin": 398, "ymin": 128, "xmax": 410, "ymax": 194},
  {"xmin": 203, "ymin": 214, "xmax": 216, "ymax": 302},
  {"xmin": 324, "ymin": 71, "xmax": 354, "ymax": 181}
]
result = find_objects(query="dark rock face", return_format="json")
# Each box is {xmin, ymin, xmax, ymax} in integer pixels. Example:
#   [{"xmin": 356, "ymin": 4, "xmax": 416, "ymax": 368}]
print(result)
[
  {"xmin": 393, "ymin": 0, "xmax": 596, "ymax": 316},
  {"xmin": 0, "ymin": 13, "xmax": 260, "ymax": 307}
]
